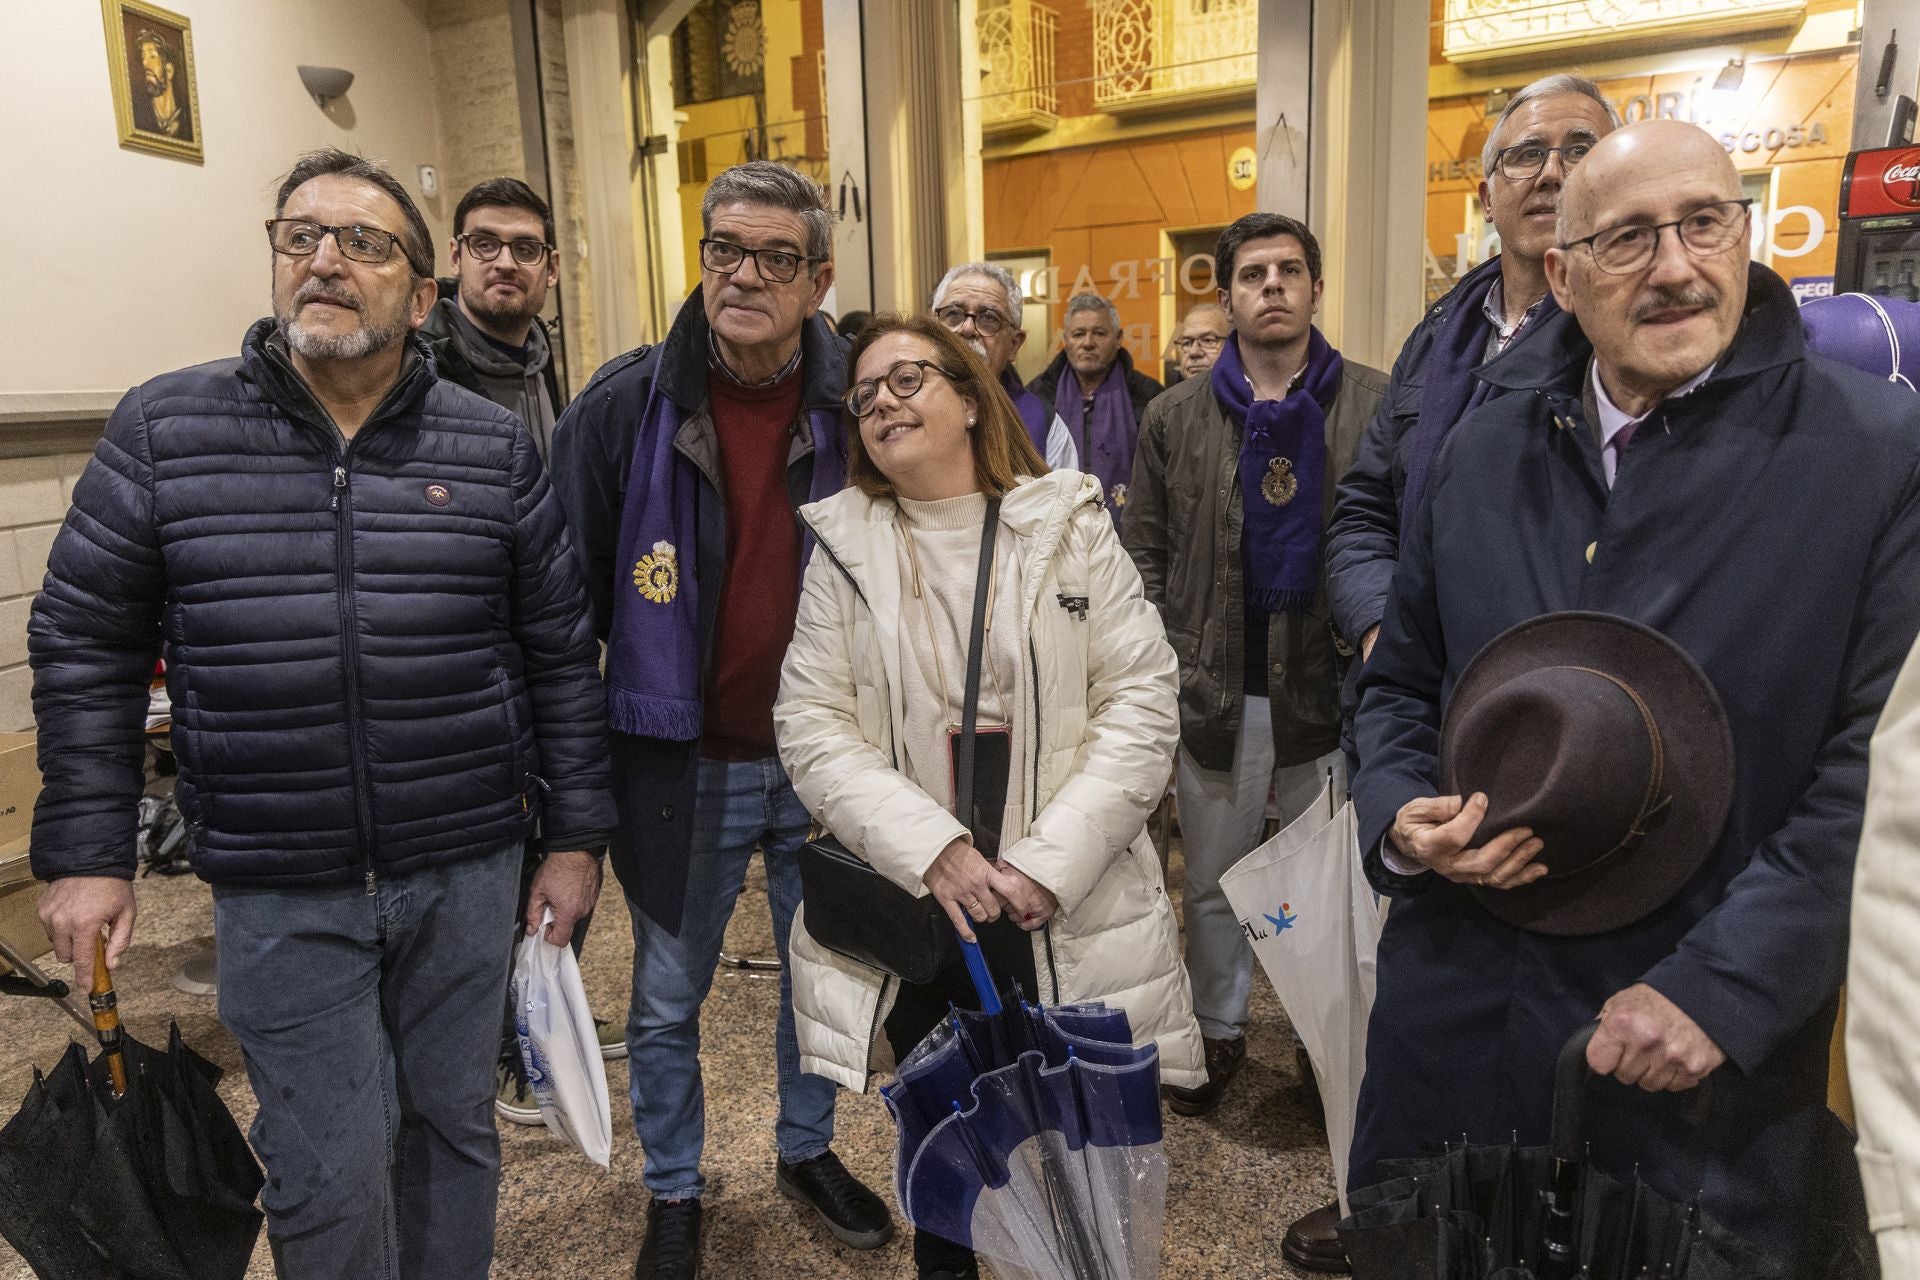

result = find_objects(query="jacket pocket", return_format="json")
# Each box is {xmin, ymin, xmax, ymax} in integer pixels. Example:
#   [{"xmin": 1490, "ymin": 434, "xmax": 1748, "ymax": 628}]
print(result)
[{"xmin": 493, "ymin": 667, "xmax": 530, "ymax": 802}]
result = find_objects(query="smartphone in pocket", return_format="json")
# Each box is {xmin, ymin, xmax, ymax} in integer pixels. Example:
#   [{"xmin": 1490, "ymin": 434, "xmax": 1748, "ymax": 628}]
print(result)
[{"xmin": 948, "ymin": 724, "xmax": 1012, "ymax": 859}]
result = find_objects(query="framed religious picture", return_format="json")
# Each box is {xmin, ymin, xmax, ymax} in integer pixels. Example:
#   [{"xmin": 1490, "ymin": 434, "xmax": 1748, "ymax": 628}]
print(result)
[{"xmin": 102, "ymin": 0, "xmax": 203, "ymax": 162}]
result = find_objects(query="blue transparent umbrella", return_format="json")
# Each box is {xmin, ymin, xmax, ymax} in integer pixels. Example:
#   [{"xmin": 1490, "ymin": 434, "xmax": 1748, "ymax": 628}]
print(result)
[{"xmin": 882, "ymin": 938, "xmax": 1169, "ymax": 1280}]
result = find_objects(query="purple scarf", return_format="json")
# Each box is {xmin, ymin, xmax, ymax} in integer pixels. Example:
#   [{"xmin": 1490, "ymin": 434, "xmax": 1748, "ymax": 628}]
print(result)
[
  {"xmin": 606, "ymin": 377, "xmax": 846, "ymax": 740},
  {"xmin": 1401, "ymin": 256, "xmax": 1555, "ymax": 520},
  {"xmin": 1211, "ymin": 329, "xmax": 1343, "ymax": 613},
  {"xmin": 1000, "ymin": 366, "xmax": 1050, "ymax": 458},
  {"xmin": 1053, "ymin": 359, "xmax": 1137, "ymax": 523}
]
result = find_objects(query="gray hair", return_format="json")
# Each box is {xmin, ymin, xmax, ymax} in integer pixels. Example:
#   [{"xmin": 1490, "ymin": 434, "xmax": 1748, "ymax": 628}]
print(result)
[
  {"xmin": 1065, "ymin": 292, "xmax": 1120, "ymax": 331},
  {"xmin": 933, "ymin": 262, "xmax": 1022, "ymax": 319},
  {"xmin": 701, "ymin": 161, "xmax": 833, "ymax": 262},
  {"xmin": 1481, "ymin": 74, "xmax": 1623, "ymax": 179},
  {"xmin": 276, "ymin": 148, "xmax": 434, "ymax": 278}
]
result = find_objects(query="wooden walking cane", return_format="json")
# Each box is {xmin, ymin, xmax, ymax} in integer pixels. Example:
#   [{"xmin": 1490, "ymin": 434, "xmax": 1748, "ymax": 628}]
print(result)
[{"xmin": 89, "ymin": 934, "xmax": 127, "ymax": 1098}]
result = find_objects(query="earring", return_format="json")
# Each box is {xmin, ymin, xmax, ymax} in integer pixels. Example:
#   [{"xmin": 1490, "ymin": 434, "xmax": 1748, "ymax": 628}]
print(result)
[{"xmin": 967, "ymin": 416, "xmax": 977, "ymax": 426}]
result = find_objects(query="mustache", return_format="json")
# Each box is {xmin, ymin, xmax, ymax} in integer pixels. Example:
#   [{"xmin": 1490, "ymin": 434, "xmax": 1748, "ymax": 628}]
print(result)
[
  {"xmin": 295, "ymin": 280, "xmax": 362, "ymax": 310},
  {"xmin": 1631, "ymin": 287, "xmax": 1718, "ymax": 322}
]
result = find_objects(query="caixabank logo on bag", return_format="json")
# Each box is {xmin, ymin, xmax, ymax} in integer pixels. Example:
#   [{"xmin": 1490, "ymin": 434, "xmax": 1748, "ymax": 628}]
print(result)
[{"xmin": 1238, "ymin": 901, "xmax": 1297, "ymax": 944}]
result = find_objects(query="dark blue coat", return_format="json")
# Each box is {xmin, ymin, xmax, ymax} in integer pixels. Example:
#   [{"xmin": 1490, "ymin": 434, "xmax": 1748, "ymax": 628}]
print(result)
[
  {"xmin": 1350, "ymin": 264, "xmax": 1920, "ymax": 1266},
  {"xmin": 28, "ymin": 321, "xmax": 615, "ymax": 887},
  {"xmin": 549, "ymin": 294, "xmax": 847, "ymax": 934}
]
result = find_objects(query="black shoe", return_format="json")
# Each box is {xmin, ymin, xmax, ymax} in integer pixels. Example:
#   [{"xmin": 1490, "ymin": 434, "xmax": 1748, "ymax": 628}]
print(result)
[
  {"xmin": 1280, "ymin": 1200, "xmax": 1351, "ymax": 1274},
  {"xmin": 776, "ymin": 1150, "xmax": 895, "ymax": 1250},
  {"xmin": 635, "ymin": 1198, "xmax": 702, "ymax": 1280},
  {"xmin": 1162, "ymin": 1035, "xmax": 1247, "ymax": 1117},
  {"xmin": 919, "ymin": 1271, "xmax": 980, "ymax": 1280}
]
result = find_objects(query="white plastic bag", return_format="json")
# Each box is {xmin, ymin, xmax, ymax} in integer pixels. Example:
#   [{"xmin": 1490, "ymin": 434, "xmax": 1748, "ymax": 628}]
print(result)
[{"xmin": 510, "ymin": 908, "xmax": 613, "ymax": 1167}]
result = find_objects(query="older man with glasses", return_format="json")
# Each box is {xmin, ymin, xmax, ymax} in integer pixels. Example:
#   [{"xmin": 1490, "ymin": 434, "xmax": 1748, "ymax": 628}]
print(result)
[
  {"xmin": 1348, "ymin": 119, "xmax": 1920, "ymax": 1274},
  {"xmin": 931, "ymin": 261, "xmax": 1079, "ymax": 471},
  {"xmin": 30, "ymin": 148, "xmax": 614, "ymax": 1280},
  {"xmin": 551, "ymin": 160, "xmax": 892, "ymax": 1280}
]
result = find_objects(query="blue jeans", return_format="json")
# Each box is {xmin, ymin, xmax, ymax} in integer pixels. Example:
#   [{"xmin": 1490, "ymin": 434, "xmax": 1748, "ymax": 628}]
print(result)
[
  {"xmin": 626, "ymin": 756, "xmax": 835, "ymax": 1198},
  {"xmin": 212, "ymin": 842, "xmax": 522, "ymax": 1280}
]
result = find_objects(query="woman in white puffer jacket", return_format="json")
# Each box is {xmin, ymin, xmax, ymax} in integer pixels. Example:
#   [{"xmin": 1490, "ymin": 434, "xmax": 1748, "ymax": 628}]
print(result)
[{"xmin": 774, "ymin": 313, "xmax": 1203, "ymax": 1280}]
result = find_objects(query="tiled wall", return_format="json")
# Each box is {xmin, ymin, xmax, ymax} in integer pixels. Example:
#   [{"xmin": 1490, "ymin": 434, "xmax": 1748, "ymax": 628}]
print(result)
[{"xmin": 0, "ymin": 452, "xmax": 93, "ymax": 731}]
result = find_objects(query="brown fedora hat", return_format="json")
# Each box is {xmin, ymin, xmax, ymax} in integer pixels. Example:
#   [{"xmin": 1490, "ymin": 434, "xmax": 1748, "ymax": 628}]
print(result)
[{"xmin": 1437, "ymin": 612, "xmax": 1733, "ymax": 937}]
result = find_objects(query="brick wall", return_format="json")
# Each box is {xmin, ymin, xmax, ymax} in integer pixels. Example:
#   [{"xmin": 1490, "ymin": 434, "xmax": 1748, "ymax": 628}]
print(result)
[{"xmin": 0, "ymin": 452, "xmax": 93, "ymax": 731}]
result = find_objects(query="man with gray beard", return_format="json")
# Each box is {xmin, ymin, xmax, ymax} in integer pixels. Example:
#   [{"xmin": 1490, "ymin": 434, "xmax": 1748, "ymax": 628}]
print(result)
[{"xmin": 29, "ymin": 147, "xmax": 613, "ymax": 1280}]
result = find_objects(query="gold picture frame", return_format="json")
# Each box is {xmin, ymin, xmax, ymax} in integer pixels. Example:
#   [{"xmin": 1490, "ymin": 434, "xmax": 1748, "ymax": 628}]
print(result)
[{"xmin": 102, "ymin": 0, "xmax": 203, "ymax": 162}]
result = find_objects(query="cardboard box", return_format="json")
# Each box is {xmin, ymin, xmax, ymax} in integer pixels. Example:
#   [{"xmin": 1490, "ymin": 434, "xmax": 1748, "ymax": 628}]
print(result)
[
  {"xmin": 0, "ymin": 732, "xmax": 38, "ymax": 847},
  {"xmin": 0, "ymin": 834, "xmax": 49, "ymax": 968}
]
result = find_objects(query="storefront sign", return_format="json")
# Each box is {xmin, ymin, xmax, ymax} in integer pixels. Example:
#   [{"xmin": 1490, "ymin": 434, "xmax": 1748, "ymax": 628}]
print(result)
[
  {"xmin": 1023, "ymin": 255, "xmax": 1218, "ymax": 303},
  {"xmin": 1791, "ymin": 275, "xmax": 1834, "ymax": 303}
]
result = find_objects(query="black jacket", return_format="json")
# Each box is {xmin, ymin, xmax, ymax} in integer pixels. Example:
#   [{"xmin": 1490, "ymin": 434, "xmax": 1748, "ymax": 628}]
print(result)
[
  {"xmin": 550, "ymin": 293, "xmax": 848, "ymax": 933},
  {"xmin": 28, "ymin": 320, "xmax": 615, "ymax": 887},
  {"xmin": 419, "ymin": 289, "xmax": 565, "ymax": 452},
  {"xmin": 1026, "ymin": 346, "xmax": 1162, "ymax": 431}
]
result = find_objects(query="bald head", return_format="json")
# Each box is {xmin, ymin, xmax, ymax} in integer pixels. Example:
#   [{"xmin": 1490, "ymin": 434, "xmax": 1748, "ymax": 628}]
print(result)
[
  {"xmin": 1546, "ymin": 119, "xmax": 1752, "ymax": 416},
  {"xmin": 1558, "ymin": 121, "xmax": 1741, "ymax": 245}
]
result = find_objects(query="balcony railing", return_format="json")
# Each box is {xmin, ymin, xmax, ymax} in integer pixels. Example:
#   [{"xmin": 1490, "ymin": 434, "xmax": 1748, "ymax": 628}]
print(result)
[
  {"xmin": 1089, "ymin": 0, "xmax": 1256, "ymax": 112},
  {"xmin": 1441, "ymin": 0, "xmax": 1805, "ymax": 65},
  {"xmin": 978, "ymin": 0, "xmax": 1060, "ymax": 137}
]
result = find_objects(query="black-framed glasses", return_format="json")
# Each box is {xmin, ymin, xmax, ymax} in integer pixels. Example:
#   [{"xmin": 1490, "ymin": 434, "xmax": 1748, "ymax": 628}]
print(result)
[
  {"xmin": 934, "ymin": 304, "xmax": 1010, "ymax": 337},
  {"xmin": 699, "ymin": 237, "xmax": 819, "ymax": 284},
  {"xmin": 1174, "ymin": 334, "xmax": 1225, "ymax": 354},
  {"xmin": 1494, "ymin": 141, "xmax": 1595, "ymax": 181},
  {"xmin": 1561, "ymin": 199, "xmax": 1753, "ymax": 276},
  {"xmin": 845, "ymin": 359, "xmax": 958, "ymax": 417},
  {"xmin": 457, "ymin": 232, "xmax": 553, "ymax": 266},
  {"xmin": 266, "ymin": 219, "xmax": 422, "ymax": 273}
]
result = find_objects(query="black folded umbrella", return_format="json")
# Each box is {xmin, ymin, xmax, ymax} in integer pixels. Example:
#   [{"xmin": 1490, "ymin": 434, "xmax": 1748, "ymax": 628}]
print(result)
[
  {"xmin": 1338, "ymin": 1025, "xmax": 1787, "ymax": 1280},
  {"xmin": 0, "ymin": 995, "xmax": 263, "ymax": 1279}
]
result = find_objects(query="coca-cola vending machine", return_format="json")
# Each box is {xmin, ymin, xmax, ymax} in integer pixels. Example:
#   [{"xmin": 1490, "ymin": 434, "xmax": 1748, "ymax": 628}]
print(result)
[{"xmin": 1837, "ymin": 145, "xmax": 1920, "ymax": 298}]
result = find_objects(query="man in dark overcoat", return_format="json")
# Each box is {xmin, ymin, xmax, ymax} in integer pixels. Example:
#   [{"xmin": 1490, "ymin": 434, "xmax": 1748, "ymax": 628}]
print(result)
[{"xmin": 1350, "ymin": 119, "xmax": 1920, "ymax": 1269}]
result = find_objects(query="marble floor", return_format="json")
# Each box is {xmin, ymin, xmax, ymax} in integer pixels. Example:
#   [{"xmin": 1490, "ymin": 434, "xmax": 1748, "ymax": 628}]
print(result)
[{"xmin": 0, "ymin": 844, "xmax": 1336, "ymax": 1279}]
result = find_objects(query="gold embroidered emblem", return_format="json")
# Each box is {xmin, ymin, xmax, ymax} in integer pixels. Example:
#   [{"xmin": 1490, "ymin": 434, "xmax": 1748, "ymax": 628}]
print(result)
[
  {"xmin": 633, "ymin": 540, "xmax": 679, "ymax": 604},
  {"xmin": 1262, "ymin": 457, "xmax": 1299, "ymax": 507},
  {"xmin": 1110, "ymin": 482, "xmax": 1129, "ymax": 509}
]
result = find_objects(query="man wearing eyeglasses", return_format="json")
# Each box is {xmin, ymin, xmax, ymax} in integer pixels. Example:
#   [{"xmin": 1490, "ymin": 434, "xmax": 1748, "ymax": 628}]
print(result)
[
  {"xmin": 420, "ymin": 178, "xmax": 566, "ymax": 462},
  {"xmin": 551, "ymin": 160, "xmax": 892, "ymax": 1280},
  {"xmin": 30, "ymin": 148, "xmax": 614, "ymax": 1279},
  {"xmin": 1347, "ymin": 119, "xmax": 1920, "ymax": 1272},
  {"xmin": 1168, "ymin": 303, "xmax": 1230, "ymax": 383},
  {"xmin": 931, "ymin": 261, "xmax": 1078, "ymax": 470}
]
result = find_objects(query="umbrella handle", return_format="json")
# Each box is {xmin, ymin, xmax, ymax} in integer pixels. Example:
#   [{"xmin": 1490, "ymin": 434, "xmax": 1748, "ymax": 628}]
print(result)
[
  {"xmin": 1552, "ymin": 1022, "xmax": 1599, "ymax": 1162},
  {"xmin": 89, "ymin": 935, "xmax": 128, "ymax": 1098},
  {"xmin": 957, "ymin": 933, "xmax": 1002, "ymax": 1016}
]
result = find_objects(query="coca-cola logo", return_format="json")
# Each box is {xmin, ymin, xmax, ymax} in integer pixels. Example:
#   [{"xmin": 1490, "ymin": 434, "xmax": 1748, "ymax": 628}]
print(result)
[{"xmin": 1882, "ymin": 153, "xmax": 1920, "ymax": 206}]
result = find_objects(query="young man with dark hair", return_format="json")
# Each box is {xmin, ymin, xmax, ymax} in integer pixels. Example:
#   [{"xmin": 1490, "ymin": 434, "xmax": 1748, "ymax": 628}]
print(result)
[
  {"xmin": 420, "ymin": 176, "xmax": 565, "ymax": 459},
  {"xmin": 1124, "ymin": 210, "xmax": 1386, "ymax": 1266}
]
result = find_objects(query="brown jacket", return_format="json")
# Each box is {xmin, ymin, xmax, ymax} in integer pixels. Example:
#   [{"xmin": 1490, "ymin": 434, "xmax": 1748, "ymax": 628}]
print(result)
[{"xmin": 1122, "ymin": 357, "xmax": 1386, "ymax": 771}]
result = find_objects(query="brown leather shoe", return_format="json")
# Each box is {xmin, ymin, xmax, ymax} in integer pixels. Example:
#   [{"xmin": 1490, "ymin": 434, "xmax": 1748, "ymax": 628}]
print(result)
[
  {"xmin": 1280, "ymin": 1200, "xmax": 1350, "ymax": 1274},
  {"xmin": 1161, "ymin": 1035, "xmax": 1246, "ymax": 1116}
]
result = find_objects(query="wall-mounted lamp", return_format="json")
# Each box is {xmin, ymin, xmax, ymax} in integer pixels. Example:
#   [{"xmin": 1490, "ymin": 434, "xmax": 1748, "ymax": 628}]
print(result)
[
  {"xmin": 1484, "ymin": 88, "xmax": 1509, "ymax": 118},
  {"xmin": 298, "ymin": 65, "xmax": 354, "ymax": 109},
  {"xmin": 1713, "ymin": 57, "xmax": 1745, "ymax": 92}
]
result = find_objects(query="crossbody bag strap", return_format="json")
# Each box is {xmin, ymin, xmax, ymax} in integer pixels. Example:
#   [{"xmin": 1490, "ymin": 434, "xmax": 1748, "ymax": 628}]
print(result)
[{"xmin": 952, "ymin": 497, "xmax": 1002, "ymax": 845}]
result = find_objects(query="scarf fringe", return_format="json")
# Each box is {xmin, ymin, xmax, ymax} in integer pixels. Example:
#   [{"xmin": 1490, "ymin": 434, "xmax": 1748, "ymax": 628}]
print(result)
[
  {"xmin": 608, "ymin": 687, "xmax": 703, "ymax": 742},
  {"xmin": 1251, "ymin": 587, "xmax": 1317, "ymax": 615}
]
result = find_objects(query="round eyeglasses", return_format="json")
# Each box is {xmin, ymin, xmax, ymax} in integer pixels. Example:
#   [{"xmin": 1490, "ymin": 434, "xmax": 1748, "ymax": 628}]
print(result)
[
  {"xmin": 700, "ymin": 238, "xmax": 818, "ymax": 284},
  {"xmin": 267, "ymin": 219, "xmax": 426, "ymax": 274},
  {"xmin": 457, "ymin": 232, "xmax": 553, "ymax": 266},
  {"xmin": 1560, "ymin": 199, "xmax": 1753, "ymax": 276},
  {"xmin": 845, "ymin": 359, "xmax": 959, "ymax": 418},
  {"xmin": 1493, "ymin": 141, "xmax": 1594, "ymax": 182},
  {"xmin": 934, "ymin": 304, "xmax": 1010, "ymax": 337}
]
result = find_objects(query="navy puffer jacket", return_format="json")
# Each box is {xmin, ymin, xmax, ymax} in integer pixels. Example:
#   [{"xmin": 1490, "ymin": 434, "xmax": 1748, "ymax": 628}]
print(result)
[{"xmin": 28, "ymin": 320, "xmax": 615, "ymax": 888}]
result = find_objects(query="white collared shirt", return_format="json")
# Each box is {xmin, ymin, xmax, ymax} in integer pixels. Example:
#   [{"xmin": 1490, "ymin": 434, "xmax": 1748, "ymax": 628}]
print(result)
[{"xmin": 1588, "ymin": 361, "xmax": 1714, "ymax": 487}]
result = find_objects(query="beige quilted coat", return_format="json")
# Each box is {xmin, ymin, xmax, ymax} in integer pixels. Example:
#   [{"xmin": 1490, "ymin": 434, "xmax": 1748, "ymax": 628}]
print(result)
[{"xmin": 775, "ymin": 469, "xmax": 1205, "ymax": 1092}]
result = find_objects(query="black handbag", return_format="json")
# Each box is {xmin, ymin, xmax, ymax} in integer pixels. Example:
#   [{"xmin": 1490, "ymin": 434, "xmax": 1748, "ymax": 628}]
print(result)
[{"xmin": 796, "ymin": 498, "xmax": 1002, "ymax": 986}]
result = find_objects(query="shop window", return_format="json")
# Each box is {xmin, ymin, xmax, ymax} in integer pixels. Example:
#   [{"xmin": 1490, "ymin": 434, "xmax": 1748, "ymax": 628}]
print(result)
[{"xmin": 991, "ymin": 251, "xmax": 1056, "ymax": 385}]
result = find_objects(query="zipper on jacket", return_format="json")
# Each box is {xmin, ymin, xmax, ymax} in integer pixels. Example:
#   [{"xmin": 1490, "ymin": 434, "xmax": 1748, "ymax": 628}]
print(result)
[
  {"xmin": 862, "ymin": 973, "xmax": 894, "ymax": 1074},
  {"xmin": 1028, "ymin": 636, "xmax": 1060, "ymax": 1002},
  {"xmin": 332, "ymin": 452, "xmax": 379, "ymax": 890}
]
